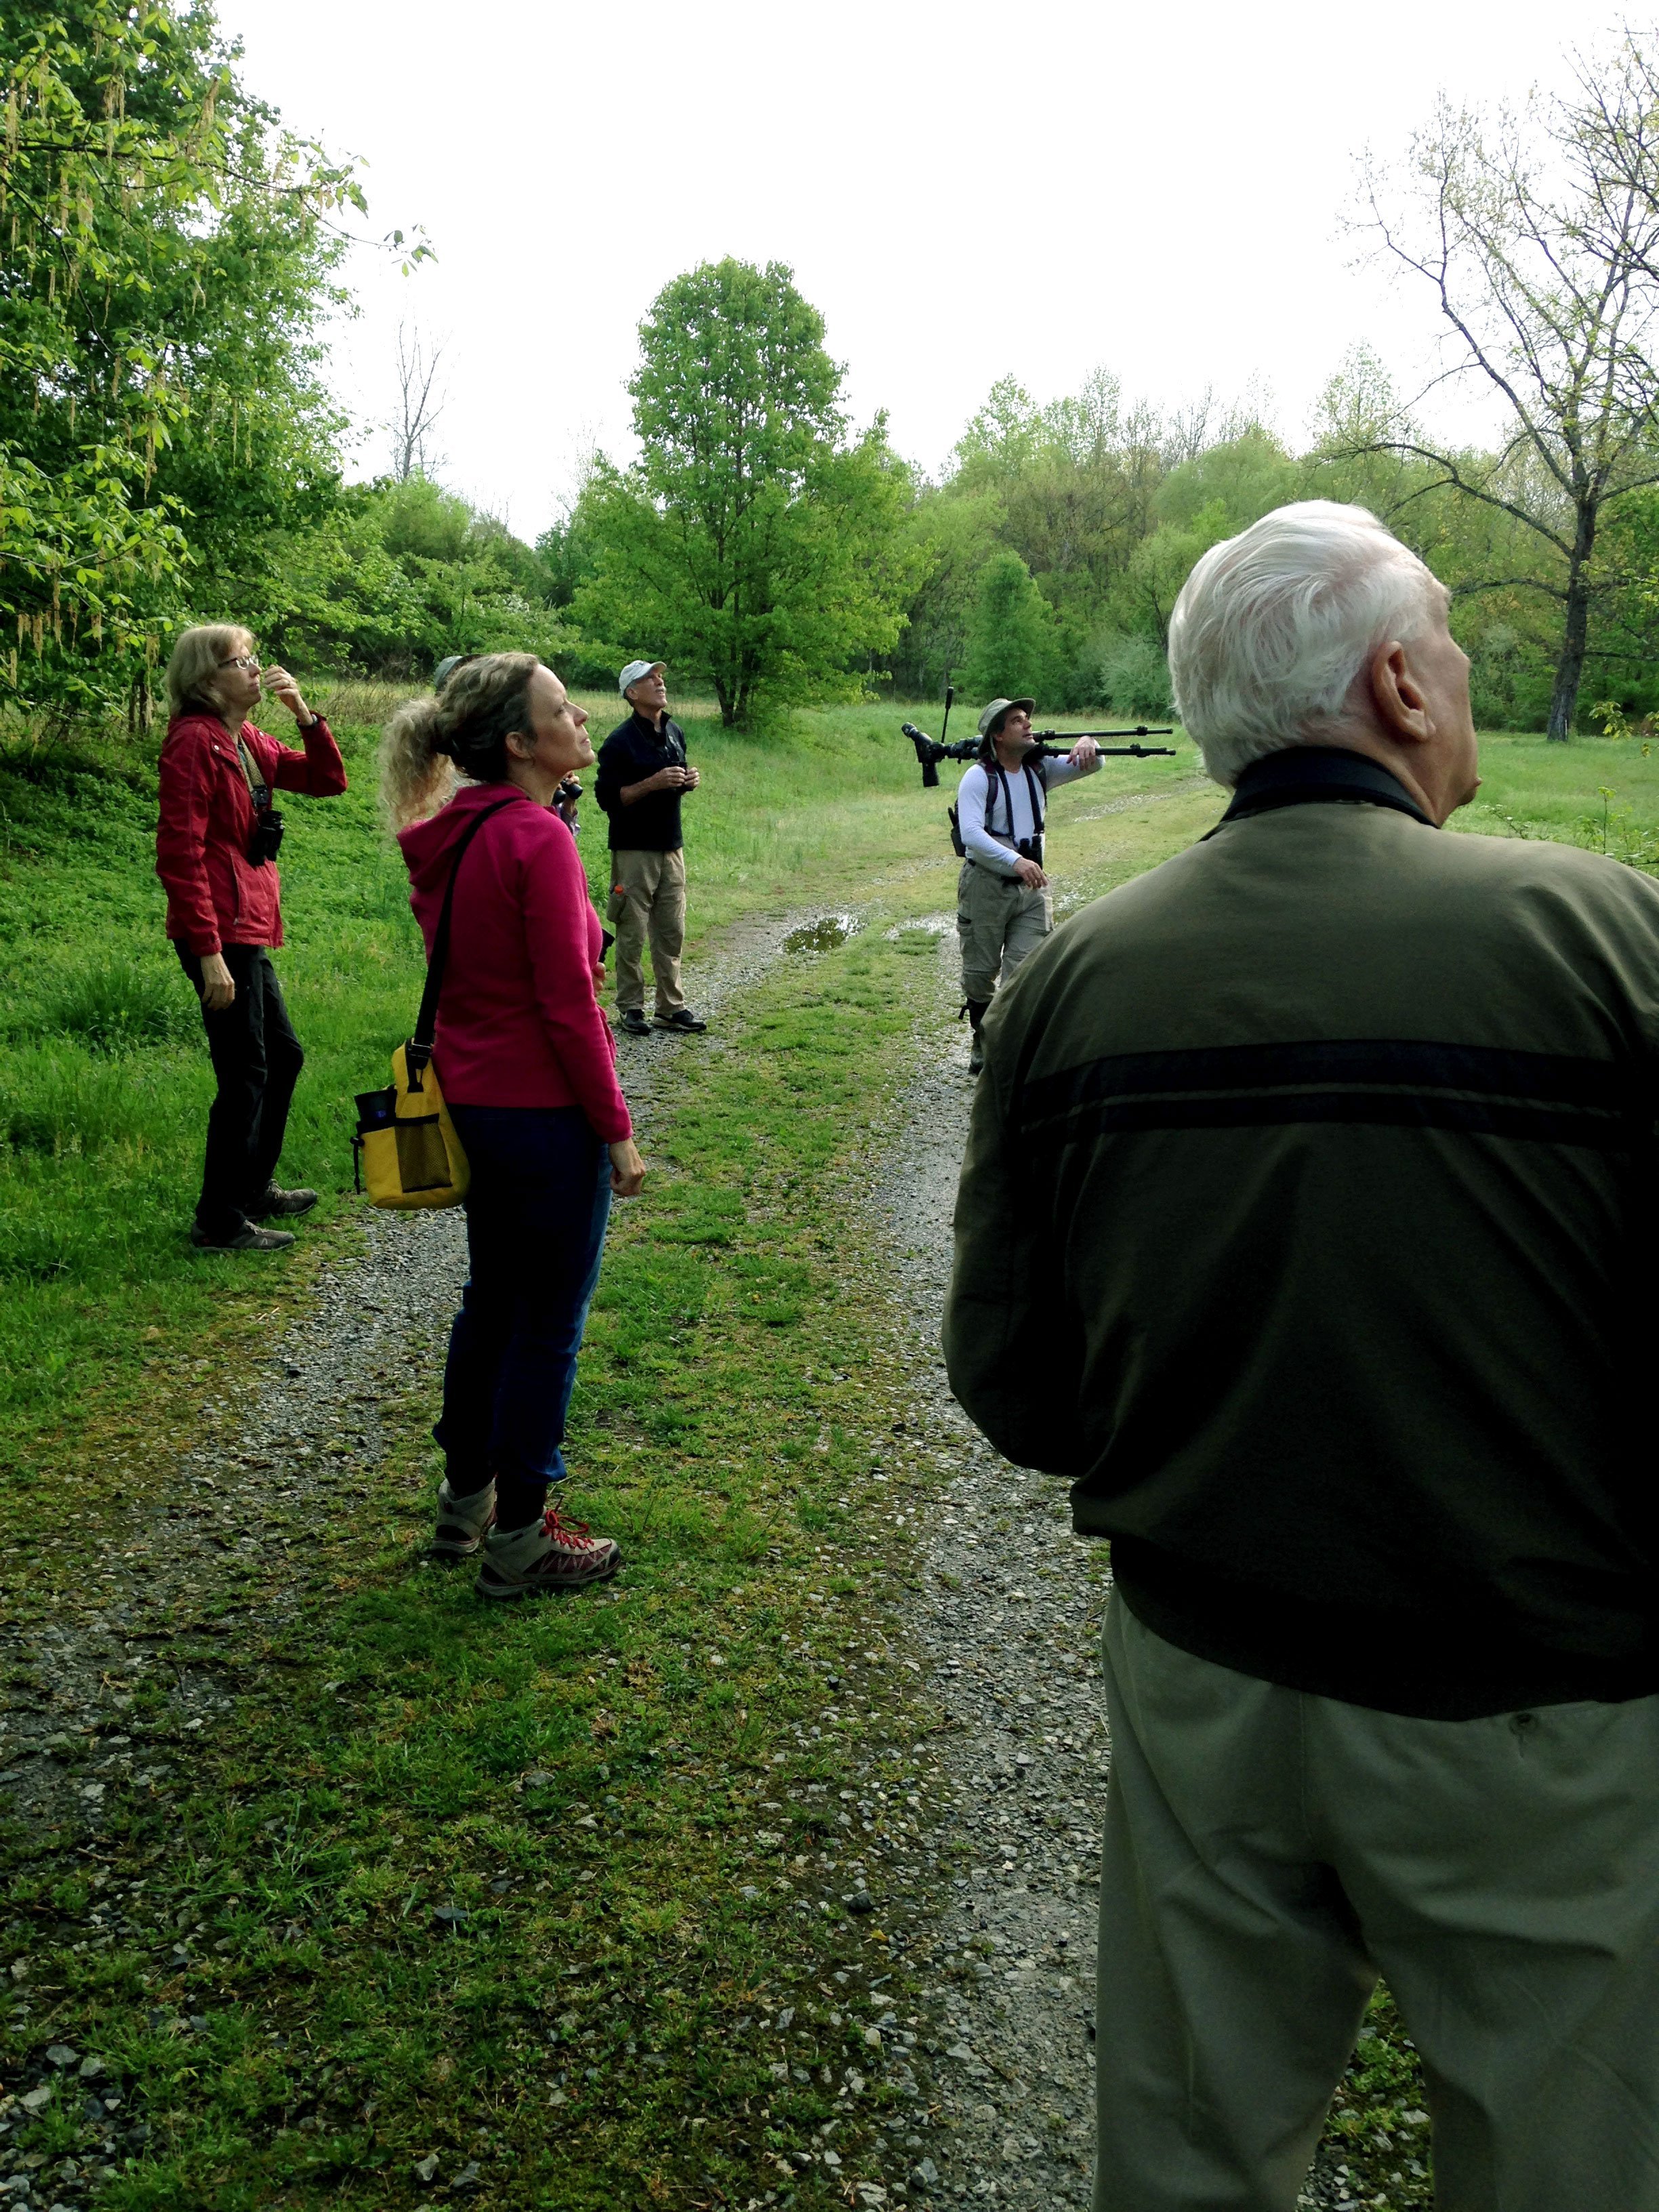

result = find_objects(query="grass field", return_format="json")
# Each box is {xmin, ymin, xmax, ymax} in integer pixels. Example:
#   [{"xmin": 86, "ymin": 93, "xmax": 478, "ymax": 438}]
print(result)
[
  {"xmin": 0, "ymin": 697, "xmax": 1196, "ymax": 1479},
  {"xmin": 0, "ymin": 705, "xmax": 1654, "ymax": 2207}
]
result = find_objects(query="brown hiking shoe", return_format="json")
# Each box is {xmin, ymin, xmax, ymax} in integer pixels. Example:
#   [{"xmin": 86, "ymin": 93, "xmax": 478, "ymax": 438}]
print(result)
[
  {"xmin": 474, "ymin": 1502, "xmax": 621, "ymax": 1599},
  {"xmin": 432, "ymin": 1477, "xmax": 496, "ymax": 1560}
]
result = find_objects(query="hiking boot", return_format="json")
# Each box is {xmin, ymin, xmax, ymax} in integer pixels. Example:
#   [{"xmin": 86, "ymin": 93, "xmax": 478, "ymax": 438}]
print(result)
[
  {"xmin": 250, "ymin": 1183, "xmax": 318, "ymax": 1220},
  {"xmin": 474, "ymin": 1502, "xmax": 622, "ymax": 1599},
  {"xmin": 619, "ymin": 1008, "xmax": 651, "ymax": 1037},
  {"xmin": 653, "ymin": 1008, "xmax": 707, "ymax": 1033},
  {"xmin": 432, "ymin": 1477, "xmax": 496, "ymax": 1560},
  {"xmin": 964, "ymin": 996, "xmax": 989, "ymax": 1076},
  {"xmin": 190, "ymin": 1222, "xmax": 296, "ymax": 1253}
]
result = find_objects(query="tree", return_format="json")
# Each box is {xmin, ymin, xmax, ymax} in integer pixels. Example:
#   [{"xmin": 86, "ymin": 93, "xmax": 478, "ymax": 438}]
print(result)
[
  {"xmin": 0, "ymin": 0, "xmax": 422, "ymax": 724},
  {"xmin": 387, "ymin": 325, "xmax": 447, "ymax": 483},
  {"xmin": 1353, "ymin": 54, "xmax": 1659, "ymax": 739},
  {"xmin": 259, "ymin": 478, "xmax": 573, "ymax": 678},
  {"xmin": 572, "ymin": 259, "xmax": 920, "ymax": 725},
  {"xmin": 888, "ymin": 489, "xmax": 1002, "ymax": 699},
  {"xmin": 962, "ymin": 551, "xmax": 1065, "ymax": 704}
]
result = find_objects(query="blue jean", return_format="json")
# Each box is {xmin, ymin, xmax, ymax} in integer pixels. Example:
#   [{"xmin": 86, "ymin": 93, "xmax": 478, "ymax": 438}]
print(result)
[{"xmin": 435, "ymin": 1105, "xmax": 613, "ymax": 1530}]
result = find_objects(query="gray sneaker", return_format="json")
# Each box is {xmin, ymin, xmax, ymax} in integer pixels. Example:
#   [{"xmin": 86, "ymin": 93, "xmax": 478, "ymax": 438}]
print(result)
[
  {"xmin": 432, "ymin": 1477, "xmax": 496, "ymax": 1560},
  {"xmin": 475, "ymin": 1504, "xmax": 621, "ymax": 1599},
  {"xmin": 250, "ymin": 1184, "xmax": 318, "ymax": 1220},
  {"xmin": 190, "ymin": 1223, "xmax": 295, "ymax": 1253},
  {"xmin": 619, "ymin": 1008, "xmax": 651, "ymax": 1037}
]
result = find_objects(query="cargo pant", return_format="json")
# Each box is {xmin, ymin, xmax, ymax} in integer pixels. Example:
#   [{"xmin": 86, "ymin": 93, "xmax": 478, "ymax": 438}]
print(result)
[
  {"xmin": 956, "ymin": 858, "xmax": 1051, "ymax": 1004},
  {"xmin": 1094, "ymin": 1596, "xmax": 1659, "ymax": 2212},
  {"xmin": 607, "ymin": 846, "xmax": 687, "ymax": 1019}
]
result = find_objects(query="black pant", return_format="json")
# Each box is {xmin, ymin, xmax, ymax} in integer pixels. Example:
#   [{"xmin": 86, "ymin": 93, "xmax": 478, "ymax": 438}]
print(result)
[{"xmin": 175, "ymin": 943, "xmax": 304, "ymax": 1240}]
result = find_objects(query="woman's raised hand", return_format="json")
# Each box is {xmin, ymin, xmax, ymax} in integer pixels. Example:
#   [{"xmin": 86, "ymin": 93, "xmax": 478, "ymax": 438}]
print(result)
[
  {"xmin": 608, "ymin": 1139, "xmax": 646, "ymax": 1197},
  {"xmin": 262, "ymin": 665, "xmax": 314, "ymax": 724}
]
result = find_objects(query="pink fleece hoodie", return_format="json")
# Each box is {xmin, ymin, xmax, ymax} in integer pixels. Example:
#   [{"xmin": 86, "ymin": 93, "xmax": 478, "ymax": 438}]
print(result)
[{"xmin": 398, "ymin": 783, "xmax": 632, "ymax": 1143}]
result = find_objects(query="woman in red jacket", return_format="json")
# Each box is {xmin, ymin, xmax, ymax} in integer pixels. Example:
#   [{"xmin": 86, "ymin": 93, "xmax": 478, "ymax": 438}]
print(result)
[
  {"xmin": 156, "ymin": 625, "xmax": 348, "ymax": 1252},
  {"xmin": 383, "ymin": 653, "xmax": 645, "ymax": 1599}
]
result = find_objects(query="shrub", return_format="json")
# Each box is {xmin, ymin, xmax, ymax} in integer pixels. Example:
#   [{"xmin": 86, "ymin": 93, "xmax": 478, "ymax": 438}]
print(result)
[{"xmin": 1078, "ymin": 632, "xmax": 1174, "ymax": 720}]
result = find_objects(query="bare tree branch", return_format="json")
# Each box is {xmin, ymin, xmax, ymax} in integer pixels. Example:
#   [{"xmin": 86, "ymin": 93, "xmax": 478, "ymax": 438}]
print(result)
[
  {"xmin": 388, "ymin": 325, "xmax": 447, "ymax": 483},
  {"xmin": 1347, "ymin": 55, "xmax": 1659, "ymax": 736}
]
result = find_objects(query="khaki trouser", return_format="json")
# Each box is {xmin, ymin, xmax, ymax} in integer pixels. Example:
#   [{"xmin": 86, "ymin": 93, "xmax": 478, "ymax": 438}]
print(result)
[
  {"xmin": 957, "ymin": 858, "xmax": 1051, "ymax": 1004},
  {"xmin": 607, "ymin": 847, "xmax": 686, "ymax": 1017},
  {"xmin": 1094, "ymin": 1597, "xmax": 1659, "ymax": 2212}
]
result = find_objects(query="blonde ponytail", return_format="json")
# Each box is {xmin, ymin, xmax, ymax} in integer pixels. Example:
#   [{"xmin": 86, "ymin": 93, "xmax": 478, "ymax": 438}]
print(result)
[
  {"xmin": 378, "ymin": 653, "xmax": 541, "ymax": 831},
  {"xmin": 380, "ymin": 696, "xmax": 456, "ymax": 830}
]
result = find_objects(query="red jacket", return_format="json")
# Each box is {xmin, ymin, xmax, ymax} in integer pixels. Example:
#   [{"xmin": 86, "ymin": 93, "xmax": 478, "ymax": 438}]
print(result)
[
  {"xmin": 398, "ymin": 783, "xmax": 632, "ymax": 1143},
  {"xmin": 156, "ymin": 712, "xmax": 348, "ymax": 956}
]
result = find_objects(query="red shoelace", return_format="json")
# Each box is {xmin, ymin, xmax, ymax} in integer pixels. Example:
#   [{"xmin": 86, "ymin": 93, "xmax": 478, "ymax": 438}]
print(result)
[{"xmin": 543, "ymin": 1502, "xmax": 606, "ymax": 1553}]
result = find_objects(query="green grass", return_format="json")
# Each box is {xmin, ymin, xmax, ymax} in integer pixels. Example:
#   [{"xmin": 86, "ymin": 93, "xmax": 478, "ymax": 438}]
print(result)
[
  {"xmin": 0, "ymin": 706, "xmax": 1651, "ymax": 2207},
  {"xmin": 3, "ymin": 926, "xmax": 962, "ymax": 2209},
  {"xmin": 0, "ymin": 701, "xmax": 1197, "ymax": 1476},
  {"xmin": 1454, "ymin": 728, "xmax": 1659, "ymax": 868}
]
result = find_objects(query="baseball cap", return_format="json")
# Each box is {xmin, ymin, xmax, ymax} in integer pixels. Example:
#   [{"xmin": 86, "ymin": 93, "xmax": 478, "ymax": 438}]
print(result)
[
  {"xmin": 977, "ymin": 697, "xmax": 1036, "ymax": 737},
  {"xmin": 433, "ymin": 653, "xmax": 476, "ymax": 691},
  {"xmin": 619, "ymin": 659, "xmax": 667, "ymax": 695}
]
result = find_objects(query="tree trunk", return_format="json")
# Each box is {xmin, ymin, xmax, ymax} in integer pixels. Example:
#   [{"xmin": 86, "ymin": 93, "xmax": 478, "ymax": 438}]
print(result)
[
  {"xmin": 126, "ymin": 669, "xmax": 152, "ymax": 739},
  {"xmin": 1547, "ymin": 510, "xmax": 1595, "ymax": 742}
]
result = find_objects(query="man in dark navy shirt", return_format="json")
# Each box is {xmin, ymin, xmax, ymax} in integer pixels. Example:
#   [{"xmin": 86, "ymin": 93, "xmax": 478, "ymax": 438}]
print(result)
[{"xmin": 595, "ymin": 659, "xmax": 706, "ymax": 1036}]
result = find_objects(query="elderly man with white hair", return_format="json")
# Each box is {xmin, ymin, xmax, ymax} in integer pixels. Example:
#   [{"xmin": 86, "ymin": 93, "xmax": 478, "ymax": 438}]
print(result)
[{"xmin": 945, "ymin": 502, "xmax": 1659, "ymax": 2212}]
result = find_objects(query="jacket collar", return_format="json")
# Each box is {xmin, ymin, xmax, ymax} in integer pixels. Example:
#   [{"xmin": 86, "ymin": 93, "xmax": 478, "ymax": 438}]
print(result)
[{"xmin": 1216, "ymin": 746, "xmax": 1434, "ymax": 831}]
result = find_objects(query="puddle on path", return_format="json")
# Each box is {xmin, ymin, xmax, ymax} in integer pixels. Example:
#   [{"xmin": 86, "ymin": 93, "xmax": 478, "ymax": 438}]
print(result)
[{"xmin": 782, "ymin": 912, "xmax": 861, "ymax": 954}]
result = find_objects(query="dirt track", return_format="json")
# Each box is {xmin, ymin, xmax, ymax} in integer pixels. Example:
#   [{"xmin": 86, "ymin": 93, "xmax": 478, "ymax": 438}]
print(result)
[{"xmin": 0, "ymin": 796, "xmax": 1375, "ymax": 2209}]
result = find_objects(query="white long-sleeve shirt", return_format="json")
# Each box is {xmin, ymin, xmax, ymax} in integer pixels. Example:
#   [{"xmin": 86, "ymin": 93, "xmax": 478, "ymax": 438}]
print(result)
[{"xmin": 956, "ymin": 750, "xmax": 1099, "ymax": 876}]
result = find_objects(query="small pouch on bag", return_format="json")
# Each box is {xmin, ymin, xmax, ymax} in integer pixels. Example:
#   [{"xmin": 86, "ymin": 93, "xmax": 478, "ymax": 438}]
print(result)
[{"xmin": 351, "ymin": 798, "xmax": 514, "ymax": 1211}]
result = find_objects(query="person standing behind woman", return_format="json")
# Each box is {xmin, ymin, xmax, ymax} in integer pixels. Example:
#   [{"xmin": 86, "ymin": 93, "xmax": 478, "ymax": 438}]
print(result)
[
  {"xmin": 596, "ymin": 659, "xmax": 707, "ymax": 1036},
  {"xmin": 157, "ymin": 624, "xmax": 347, "ymax": 1252},
  {"xmin": 382, "ymin": 653, "xmax": 645, "ymax": 1599}
]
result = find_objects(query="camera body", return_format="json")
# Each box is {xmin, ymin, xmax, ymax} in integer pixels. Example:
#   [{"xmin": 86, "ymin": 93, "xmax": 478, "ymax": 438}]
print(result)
[{"xmin": 246, "ymin": 807, "xmax": 285, "ymax": 866}]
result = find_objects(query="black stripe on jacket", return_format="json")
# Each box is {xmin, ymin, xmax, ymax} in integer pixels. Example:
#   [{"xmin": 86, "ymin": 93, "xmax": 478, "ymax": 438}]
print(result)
[{"xmin": 1019, "ymin": 1038, "xmax": 1654, "ymax": 1151}]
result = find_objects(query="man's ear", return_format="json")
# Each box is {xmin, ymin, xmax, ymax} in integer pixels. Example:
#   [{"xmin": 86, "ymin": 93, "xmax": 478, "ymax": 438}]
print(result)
[{"xmin": 1368, "ymin": 639, "xmax": 1431, "ymax": 745}]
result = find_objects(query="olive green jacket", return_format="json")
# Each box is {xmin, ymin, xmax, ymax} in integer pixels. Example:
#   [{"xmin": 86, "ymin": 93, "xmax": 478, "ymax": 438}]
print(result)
[{"xmin": 944, "ymin": 749, "xmax": 1659, "ymax": 1717}]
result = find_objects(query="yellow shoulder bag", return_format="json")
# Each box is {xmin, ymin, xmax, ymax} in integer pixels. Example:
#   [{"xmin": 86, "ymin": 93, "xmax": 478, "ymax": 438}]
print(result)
[{"xmin": 352, "ymin": 798, "xmax": 514, "ymax": 1210}]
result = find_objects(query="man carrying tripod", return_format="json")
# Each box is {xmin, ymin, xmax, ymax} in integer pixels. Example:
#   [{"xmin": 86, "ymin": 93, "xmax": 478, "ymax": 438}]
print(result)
[{"xmin": 956, "ymin": 698, "xmax": 1099, "ymax": 1073}]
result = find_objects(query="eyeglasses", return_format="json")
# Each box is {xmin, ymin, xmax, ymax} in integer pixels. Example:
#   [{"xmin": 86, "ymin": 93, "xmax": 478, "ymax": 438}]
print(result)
[{"xmin": 219, "ymin": 655, "xmax": 260, "ymax": 672}]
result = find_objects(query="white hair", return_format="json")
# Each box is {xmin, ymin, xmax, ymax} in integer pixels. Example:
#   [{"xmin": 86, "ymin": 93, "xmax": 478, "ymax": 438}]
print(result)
[{"xmin": 1168, "ymin": 501, "xmax": 1446, "ymax": 787}]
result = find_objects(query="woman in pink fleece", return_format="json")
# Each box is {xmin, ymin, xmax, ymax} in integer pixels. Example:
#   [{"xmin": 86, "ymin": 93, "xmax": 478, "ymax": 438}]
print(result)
[{"xmin": 382, "ymin": 654, "xmax": 645, "ymax": 1599}]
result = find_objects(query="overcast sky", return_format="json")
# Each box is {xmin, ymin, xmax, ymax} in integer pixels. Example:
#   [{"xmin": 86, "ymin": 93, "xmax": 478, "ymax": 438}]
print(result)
[{"xmin": 218, "ymin": 0, "xmax": 1620, "ymax": 537}]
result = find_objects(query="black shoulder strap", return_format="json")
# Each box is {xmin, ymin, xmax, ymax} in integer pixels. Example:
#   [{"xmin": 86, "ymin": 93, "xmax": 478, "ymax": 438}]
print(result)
[
  {"xmin": 989, "ymin": 762, "xmax": 1014, "ymax": 838},
  {"xmin": 987, "ymin": 760, "xmax": 1047, "ymax": 840},
  {"xmin": 407, "ymin": 798, "xmax": 517, "ymax": 1080}
]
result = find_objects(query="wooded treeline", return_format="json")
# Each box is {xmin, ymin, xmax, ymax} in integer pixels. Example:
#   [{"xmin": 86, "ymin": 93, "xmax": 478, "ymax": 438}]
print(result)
[{"xmin": 9, "ymin": 3, "xmax": 1659, "ymax": 734}]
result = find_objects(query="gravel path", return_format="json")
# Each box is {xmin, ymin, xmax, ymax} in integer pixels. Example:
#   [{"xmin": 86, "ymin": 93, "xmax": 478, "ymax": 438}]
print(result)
[
  {"xmin": 0, "ymin": 907, "xmax": 819, "ymax": 1849},
  {"xmin": 871, "ymin": 930, "xmax": 1360, "ymax": 2212},
  {"xmin": 874, "ymin": 947, "xmax": 1107, "ymax": 2208},
  {"xmin": 1, "ymin": 794, "xmax": 1368, "ymax": 2209}
]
